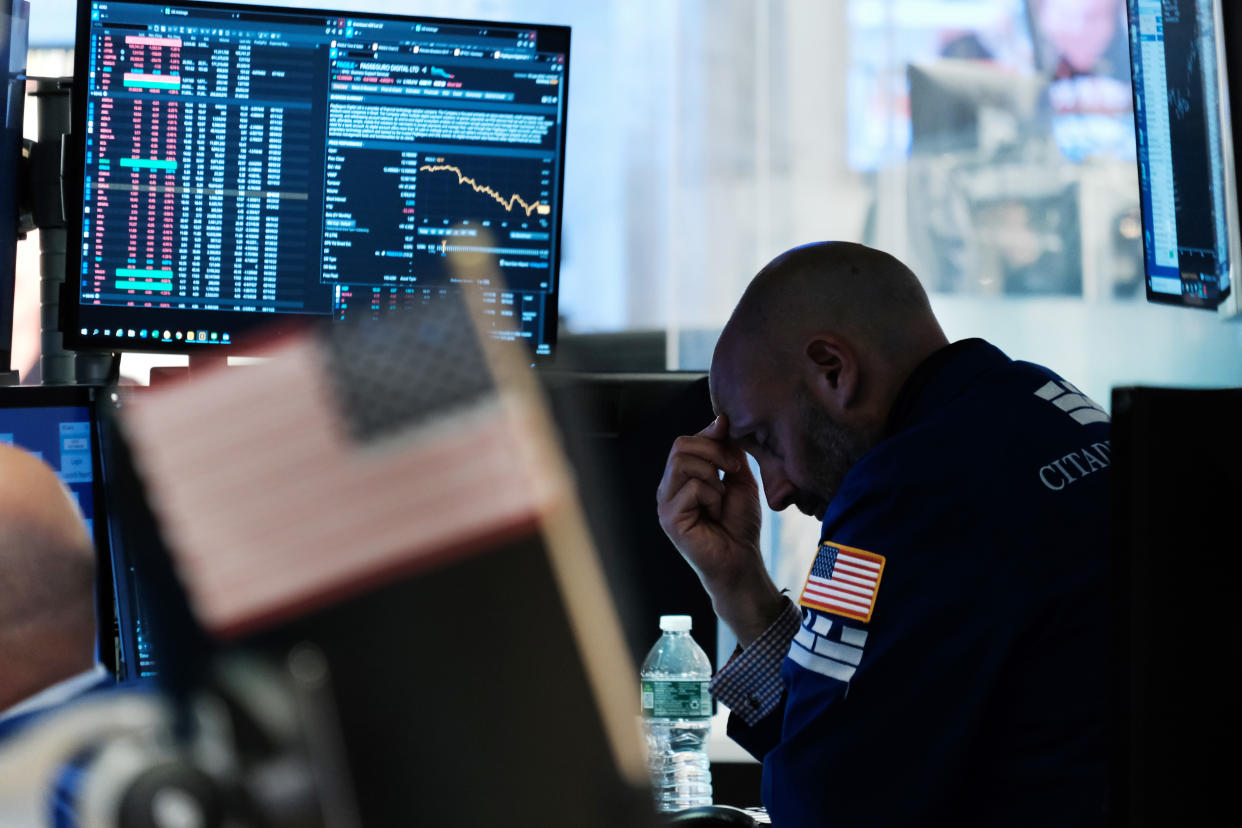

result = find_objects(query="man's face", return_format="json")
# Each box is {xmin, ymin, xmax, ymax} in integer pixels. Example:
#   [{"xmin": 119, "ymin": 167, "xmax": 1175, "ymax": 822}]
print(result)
[{"xmin": 711, "ymin": 354, "xmax": 869, "ymax": 522}]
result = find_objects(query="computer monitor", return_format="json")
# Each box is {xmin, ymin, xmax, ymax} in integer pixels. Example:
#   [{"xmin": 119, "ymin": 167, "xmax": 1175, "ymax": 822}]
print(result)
[
  {"xmin": 1109, "ymin": 385, "xmax": 1242, "ymax": 824},
  {"xmin": 907, "ymin": 59, "xmax": 1049, "ymax": 155},
  {"xmin": 1126, "ymin": 0, "xmax": 1234, "ymax": 309},
  {"xmin": 0, "ymin": 385, "xmax": 157, "ymax": 683},
  {"xmin": 1, "ymin": 0, "xmax": 28, "ymax": 379},
  {"xmin": 61, "ymin": 0, "xmax": 569, "ymax": 359}
]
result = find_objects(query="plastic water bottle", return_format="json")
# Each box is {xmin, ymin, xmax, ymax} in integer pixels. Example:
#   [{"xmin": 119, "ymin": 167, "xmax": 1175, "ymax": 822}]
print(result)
[{"xmin": 640, "ymin": 614, "xmax": 713, "ymax": 812}]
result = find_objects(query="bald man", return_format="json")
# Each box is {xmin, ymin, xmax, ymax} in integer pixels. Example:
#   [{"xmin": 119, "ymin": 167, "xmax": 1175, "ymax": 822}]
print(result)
[
  {"xmin": 0, "ymin": 443, "xmax": 106, "ymax": 731},
  {"xmin": 658, "ymin": 242, "xmax": 1109, "ymax": 825}
]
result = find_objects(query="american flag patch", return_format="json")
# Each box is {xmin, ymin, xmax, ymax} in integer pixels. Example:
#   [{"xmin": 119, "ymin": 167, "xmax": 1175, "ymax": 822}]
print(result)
[{"xmin": 798, "ymin": 542, "xmax": 885, "ymax": 623}]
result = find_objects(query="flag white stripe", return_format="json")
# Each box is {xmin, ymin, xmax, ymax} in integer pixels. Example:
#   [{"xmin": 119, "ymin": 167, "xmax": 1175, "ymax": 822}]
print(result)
[
  {"xmin": 803, "ymin": 585, "xmax": 871, "ymax": 613},
  {"xmin": 809, "ymin": 575, "xmax": 872, "ymax": 597},
  {"xmin": 823, "ymin": 570, "xmax": 876, "ymax": 588},
  {"xmin": 812, "ymin": 635, "xmax": 864, "ymax": 666},
  {"xmin": 789, "ymin": 640, "xmax": 856, "ymax": 682},
  {"xmin": 839, "ymin": 626, "xmax": 868, "ymax": 647},
  {"xmin": 836, "ymin": 554, "xmax": 881, "ymax": 572},
  {"xmin": 811, "ymin": 614, "xmax": 832, "ymax": 637}
]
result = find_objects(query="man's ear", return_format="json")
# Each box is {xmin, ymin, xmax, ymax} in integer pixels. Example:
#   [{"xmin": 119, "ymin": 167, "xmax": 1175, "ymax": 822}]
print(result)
[{"xmin": 803, "ymin": 335, "xmax": 859, "ymax": 413}]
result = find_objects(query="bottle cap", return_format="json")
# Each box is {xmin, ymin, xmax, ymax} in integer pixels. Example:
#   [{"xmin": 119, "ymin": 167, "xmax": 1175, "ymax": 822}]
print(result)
[{"xmin": 659, "ymin": 614, "xmax": 693, "ymax": 632}]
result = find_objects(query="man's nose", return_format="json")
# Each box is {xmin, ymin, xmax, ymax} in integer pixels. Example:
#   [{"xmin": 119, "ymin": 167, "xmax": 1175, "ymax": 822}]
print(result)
[{"xmin": 759, "ymin": 464, "xmax": 796, "ymax": 512}]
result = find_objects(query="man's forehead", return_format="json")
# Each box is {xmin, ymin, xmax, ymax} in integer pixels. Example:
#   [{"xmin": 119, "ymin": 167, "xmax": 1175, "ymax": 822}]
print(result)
[
  {"xmin": 707, "ymin": 370, "xmax": 725, "ymax": 418},
  {"xmin": 707, "ymin": 346, "xmax": 741, "ymax": 417},
  {"xmin": 708, "ymin": 357, "xmax": 762, "ymax": 436},
  {"xmin": 711, "ymin": 320, "xmax": 790, "ymax": 427}
]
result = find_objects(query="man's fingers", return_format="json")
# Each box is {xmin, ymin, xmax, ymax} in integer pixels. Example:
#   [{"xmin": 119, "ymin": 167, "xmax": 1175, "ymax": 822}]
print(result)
[
  {"xmin": 697, "ymin": 414, "xmax": 729, "ymax": 439},
  {"xmin": 658, "ymin": 415, "xmax": 751, "ymax": 544},
  {"xmin": 663, "ymin": 475, "xmax": 724, "ymax": 526},
  {"xmin": 668, "ymin": 433, "xmax": 742, "ymax": 476},
  {"xmin": 698, "ymin": 415, "xmax": 749, "ymax": 471},
  {"xmin": 659, "ymin": 454, "xmax": 726, "ymax": 502},
  {"xmin": 722, "ymin": 455, "xmax": 757, "ymax": 488}
]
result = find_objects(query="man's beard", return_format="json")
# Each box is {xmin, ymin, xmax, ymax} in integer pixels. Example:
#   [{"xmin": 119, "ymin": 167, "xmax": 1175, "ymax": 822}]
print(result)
[{"xmin": 795, "ymin": 383, "xmax": 872, "ymax": 516}]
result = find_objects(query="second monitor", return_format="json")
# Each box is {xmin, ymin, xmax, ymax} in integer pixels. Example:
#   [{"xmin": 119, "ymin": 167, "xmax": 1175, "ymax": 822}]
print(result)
[{"xmin": 1127, "ymin": 0, "xmax": 1233, "ymax": 309}]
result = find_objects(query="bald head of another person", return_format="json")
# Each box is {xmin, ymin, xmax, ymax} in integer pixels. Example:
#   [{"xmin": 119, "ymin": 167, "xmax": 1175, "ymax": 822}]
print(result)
[
  {"xmin": 709, "ymin": 241, "xmax": 949, "ymax": 520},
  {"xmin": 0, "ymin": 443, "xmax": 97, "ymax": 712}
]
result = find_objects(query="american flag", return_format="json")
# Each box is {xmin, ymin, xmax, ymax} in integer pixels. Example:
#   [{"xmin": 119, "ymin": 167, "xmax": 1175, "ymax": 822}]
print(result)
[{"xmin": 798, "ymin": 542, "xmax": 885, "ymax": 623}]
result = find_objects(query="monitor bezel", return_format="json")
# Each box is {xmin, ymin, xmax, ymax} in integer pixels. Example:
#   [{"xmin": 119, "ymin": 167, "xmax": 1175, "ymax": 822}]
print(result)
[
  {"xmin": 60, "ymin": 0, "xmax": 570, "ymax": 359},
  {"xmin": 1215, "ymin": 0, "xmax": 1242, "ymax": 318},
  {"xmin": 1127, "ymin": 0, "xmax": 1235, "ymax": 311}
]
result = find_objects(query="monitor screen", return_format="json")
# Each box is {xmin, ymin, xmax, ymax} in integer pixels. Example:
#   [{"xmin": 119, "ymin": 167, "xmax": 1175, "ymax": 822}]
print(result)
[
  {"xmin": 0, "ymin": 395, "xmax": 98, "ymax": 533},
  {"xmin": 1127, "ymin": 0, "xmax": 1233, "ymax": 308},
  {"xmin": 63, "ymin": 0, "xmax": 569, "ymax": 358},
  {"xmin": 0, "ymin": 385, "xmax": 158, "ymax": 683}
]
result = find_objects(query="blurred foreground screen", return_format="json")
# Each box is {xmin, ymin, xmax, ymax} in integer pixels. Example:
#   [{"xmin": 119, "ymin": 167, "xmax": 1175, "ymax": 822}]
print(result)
[{"xmin": 116, "ymin": 257, "xmax": 653, "ymax": 826}]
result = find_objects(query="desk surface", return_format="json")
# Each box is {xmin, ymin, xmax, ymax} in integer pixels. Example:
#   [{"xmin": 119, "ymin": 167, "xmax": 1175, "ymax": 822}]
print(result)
[{"xmin": 704, "ymin": 705, "xmax": 763, "ymax": 811}]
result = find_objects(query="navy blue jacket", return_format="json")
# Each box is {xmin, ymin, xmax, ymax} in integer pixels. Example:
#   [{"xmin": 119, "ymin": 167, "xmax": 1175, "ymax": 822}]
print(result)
[{"xmin": 730, "ymin": 339, "xmax": 1110, "ymax": 826}]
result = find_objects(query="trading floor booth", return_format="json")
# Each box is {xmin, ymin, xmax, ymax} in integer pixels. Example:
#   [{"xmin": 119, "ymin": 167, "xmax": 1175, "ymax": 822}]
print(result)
[{"xmin": 3, "ymin": 0, "xmax": 1242, "ymax": 824}]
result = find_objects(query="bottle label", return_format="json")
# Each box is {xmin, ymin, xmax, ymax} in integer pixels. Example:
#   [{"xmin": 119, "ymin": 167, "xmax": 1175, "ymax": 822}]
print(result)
[{"xmin": 640, "ymin": 679, "xmax": 711, "ymax": 719}]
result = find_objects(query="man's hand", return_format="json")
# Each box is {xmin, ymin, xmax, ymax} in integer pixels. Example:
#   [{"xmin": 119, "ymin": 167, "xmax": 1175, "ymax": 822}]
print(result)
[{"xmin": 657, "ymin": 415, "xmax": 786, "ymax": 647}]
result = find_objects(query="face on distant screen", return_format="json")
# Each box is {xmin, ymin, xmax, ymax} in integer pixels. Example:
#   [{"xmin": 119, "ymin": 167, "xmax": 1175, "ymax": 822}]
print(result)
[{"xmin": 1038, "ymin": 0, "xmax": 1121, "ymax": 74}]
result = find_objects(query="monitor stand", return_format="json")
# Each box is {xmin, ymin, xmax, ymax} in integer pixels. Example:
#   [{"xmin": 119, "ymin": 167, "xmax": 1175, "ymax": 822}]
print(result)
[
  {"xmin": 188, "ymin": 353, "xmax": 227, "ymax": 376},
  {"xmin": 149, "ymin": 354, "xmax": 228, "ymax": 387}
]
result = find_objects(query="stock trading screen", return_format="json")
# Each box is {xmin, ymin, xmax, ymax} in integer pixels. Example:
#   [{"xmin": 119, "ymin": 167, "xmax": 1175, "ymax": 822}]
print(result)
[
  {"xmin": 1128, "ymin": 0, "xmax": 1232, "ymax": 308},
  {"xmin": 68, "ymin": 0, "xmax": 569, "ymax": 355}
]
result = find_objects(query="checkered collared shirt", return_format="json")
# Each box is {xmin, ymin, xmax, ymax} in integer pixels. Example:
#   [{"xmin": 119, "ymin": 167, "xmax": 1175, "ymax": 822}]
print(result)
[{"xmin": 709, "ymin": 597, "xmax": 801, "ymax": 726}]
